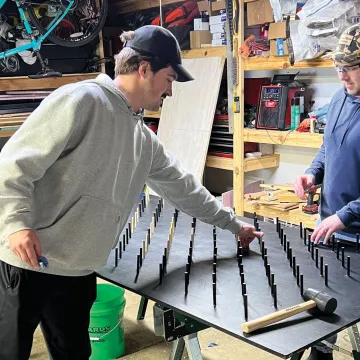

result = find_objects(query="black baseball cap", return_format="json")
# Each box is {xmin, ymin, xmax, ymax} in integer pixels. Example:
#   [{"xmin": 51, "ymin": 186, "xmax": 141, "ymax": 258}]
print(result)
[{"xmin": 124, "ymin": 25, "xmax": 194, "ymax": 82}]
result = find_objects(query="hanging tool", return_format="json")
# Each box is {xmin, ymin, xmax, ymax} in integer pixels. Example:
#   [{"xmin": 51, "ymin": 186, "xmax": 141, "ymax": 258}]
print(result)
[{"xmin": 233, "ymin": 0, "xmax": 239, "ymax": 36}]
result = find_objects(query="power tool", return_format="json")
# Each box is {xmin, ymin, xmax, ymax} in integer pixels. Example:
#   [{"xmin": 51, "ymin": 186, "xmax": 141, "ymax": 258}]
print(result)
[{"xmin": 302, "ymin": 189, "xmax": 319, "ymax": 215}]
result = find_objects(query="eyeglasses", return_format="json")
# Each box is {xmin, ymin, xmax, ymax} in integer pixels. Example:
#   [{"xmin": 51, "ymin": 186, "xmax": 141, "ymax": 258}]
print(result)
[{"xmin": 334, "ymin": 62, "xmax": 360, "ymax": 73}]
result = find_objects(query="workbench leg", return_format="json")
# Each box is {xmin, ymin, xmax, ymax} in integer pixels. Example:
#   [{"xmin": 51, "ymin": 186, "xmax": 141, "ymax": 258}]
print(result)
[
  {"xmin": 137, "ymin": 296, "xmax": 148, "ymax": 320},
  {"xmin": 169, "ymin": 337, "xmax": 185, "ymax": 360},
  {"xmin": 348, "ymin": 324, "xmax": 360, "ymax": 359},
  {"xmin": 169, "ymin": 333, "xmax": 202, "ymax": 360},
  {"xmin": 184, "ymin": 333, "xmax": 202, "ymax": 360}
]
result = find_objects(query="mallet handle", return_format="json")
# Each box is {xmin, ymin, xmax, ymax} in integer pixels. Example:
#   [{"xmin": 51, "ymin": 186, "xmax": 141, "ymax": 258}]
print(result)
[{"xmin": 241, "ymin": 300, "xmax": 316, "ymax": 333}]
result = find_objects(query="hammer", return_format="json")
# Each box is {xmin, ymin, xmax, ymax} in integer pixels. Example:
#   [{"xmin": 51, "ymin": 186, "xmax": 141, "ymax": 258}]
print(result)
[{"xmin": 241, "ymin": 288, "xmax": 337, "ymax": 333}]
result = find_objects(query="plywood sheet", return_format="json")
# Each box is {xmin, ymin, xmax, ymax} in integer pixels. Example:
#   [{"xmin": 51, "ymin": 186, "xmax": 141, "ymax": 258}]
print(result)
[{"xmin": 155, "ymin": 57, "xmax": 225, "ymax": 182}]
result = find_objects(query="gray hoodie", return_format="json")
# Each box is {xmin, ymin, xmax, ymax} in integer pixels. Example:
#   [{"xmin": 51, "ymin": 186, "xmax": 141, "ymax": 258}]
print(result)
[{"xmin": 0, "ymin": 74, "xmax": 243, "ymax": 276}]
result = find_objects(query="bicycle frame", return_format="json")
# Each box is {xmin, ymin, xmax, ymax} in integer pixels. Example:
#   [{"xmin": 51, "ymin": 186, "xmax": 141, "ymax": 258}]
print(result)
[{"xmin": 0, "ymin": 0, "xmax": 74, "ymax": 60}]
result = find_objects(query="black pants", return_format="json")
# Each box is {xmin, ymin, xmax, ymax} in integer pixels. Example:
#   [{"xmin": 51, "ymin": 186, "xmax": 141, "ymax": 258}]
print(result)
[
  {"xmin": 0, "ymin": 260, "xmax": 97, "ymax": 360},
  {"xmin": 311, "ymin": 238, "xmax": 359, "ymax": 354}
]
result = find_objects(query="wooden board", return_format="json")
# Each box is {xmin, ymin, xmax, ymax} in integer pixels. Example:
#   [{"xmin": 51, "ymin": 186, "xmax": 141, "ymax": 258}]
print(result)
[
  {"xmin": 244, "ymin": 56, "xmax": 333, "ymax": 71},
  {"xmin": 244, "ymin": 129, "xmax": 323, "ymax": 149},
  {"xmin": 244, "ymin": 154, "xmax": 280, "ymax": 172},
  {"xmin": 155, "ymin": 57, "xmax": 225, "ymax": 183},
  {"xmin": 278, "ymin": 193, "xmax": 305, "ymax": 203},
  {"xmin": 0, "ymin": 73, "xmax": 100, "ymax": 91},
  {"xmin": 206, "ymin": 155, "xmax": 233, "ymax": 170},
  {"xmin": 182, "ymin": 47, "xmax": 227, "ymax": 59}
]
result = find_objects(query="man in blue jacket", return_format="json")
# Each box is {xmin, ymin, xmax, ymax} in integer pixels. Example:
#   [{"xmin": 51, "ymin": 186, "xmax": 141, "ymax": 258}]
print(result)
[{"xmin": 293, "ymin": 24, "xmax": 360, "ymax": 360}]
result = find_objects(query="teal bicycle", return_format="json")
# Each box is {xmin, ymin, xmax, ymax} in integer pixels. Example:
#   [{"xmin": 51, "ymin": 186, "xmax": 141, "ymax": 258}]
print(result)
[{"xmin": 0, "ymin": 0, "xmax": 107, "ymax": 78}]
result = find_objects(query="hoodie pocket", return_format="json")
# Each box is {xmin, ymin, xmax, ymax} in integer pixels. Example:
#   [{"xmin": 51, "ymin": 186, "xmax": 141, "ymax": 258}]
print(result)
[{"xmin": 36, "ymin": 195, "xmax": 122, "ymax": 270}]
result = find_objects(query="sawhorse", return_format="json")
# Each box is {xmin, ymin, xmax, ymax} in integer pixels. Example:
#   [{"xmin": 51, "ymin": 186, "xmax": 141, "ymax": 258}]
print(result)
[
  {"xmin": 137, "ymin": 296, "xmax": 206, "ymax": 359},
  {"xmin": 137, "ymin": 296, "xmax": 360, "ymax": 360}
]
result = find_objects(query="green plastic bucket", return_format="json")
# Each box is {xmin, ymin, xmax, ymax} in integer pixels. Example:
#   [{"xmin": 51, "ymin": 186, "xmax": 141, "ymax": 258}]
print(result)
[{"xmin": 89, "ymin": 283, "xmax": 126, "ymax": 360}]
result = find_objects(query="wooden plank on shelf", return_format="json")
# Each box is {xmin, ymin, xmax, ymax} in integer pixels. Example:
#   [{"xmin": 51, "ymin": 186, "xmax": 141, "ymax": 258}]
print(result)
[
  {"xmin": 206, "ymin": 155, "xmax": 233, "ymax": 170},
  {"xmin": 244, "ymin": 128, "xmax": 323, "ymax": 148},
  {"xmin": 0, "ymin": 117, "xmax": 29, "ymax": 125},
  {"xmin": 244, "ymin": 56, "xmax": 333, "ymax": 71},
  {"xmin": 154, "ymin": 57, "xmax": 225, "ymax": 192},
  {"xmin": 115, "ymin": 0, "xmax": 185, "ymax": 13},
  {"xmin": 244, "ymin": 154, "xmax": 279, "ymax": 172},
  {"xmin": 0, "ymin": 73, "xmax": 100, "ymax": 91},
  {"xmin": 0, "ymin": 112, "xmax": 30, "ymax": 119},
  {"xmin": 244, "ymin": 201, "xmax": 318, "ymax": 229},
  {"xmin": 182, "ymin": 47, "xmax": 227, "ymax": 59},
  {"xmin": 0, "ymin": 128, "xmax": 18, "ymax": 138},
  {"xmin": 0, "ymin": 120, "xmax": 26, "ymax": 127}
]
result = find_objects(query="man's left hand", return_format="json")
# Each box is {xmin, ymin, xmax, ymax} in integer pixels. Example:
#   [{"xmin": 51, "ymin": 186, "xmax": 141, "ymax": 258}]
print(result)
[
  {"xmin": 311, "ymin": 214, "xmax": 345, "ymax": 244},
  {"xmin": 237, "ymin": 223, "xmax": 264, "ymax": 247}
]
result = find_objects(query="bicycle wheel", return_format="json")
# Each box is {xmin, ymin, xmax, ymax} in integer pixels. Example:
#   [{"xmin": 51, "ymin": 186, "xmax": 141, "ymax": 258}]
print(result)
[{"xmin": 28, "ymin": 0, "xmax": 108, "ymax": 47}]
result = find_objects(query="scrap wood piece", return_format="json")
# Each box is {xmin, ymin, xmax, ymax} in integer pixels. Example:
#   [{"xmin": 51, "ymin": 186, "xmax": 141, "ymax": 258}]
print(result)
[
  {"xmin": 269, "ymin": 203, "xmax": 299, "ymax": 210},
  {"xmin": 259, "ymin": 189, "xmax": 288, "ymax": 202},
  {"xmin": 260, "ymin": 195, "xmax": 278, "ymax": 202},
  {"xmin": 260, "ymin": 183, "xmax": 321, "ymax": 194},
  {"xmin": 0, "ymin": 121, "xmax": 24, "ymax": 128},
  {"xmin": 0, "ymin": 112, "xmax": 31, "ymax": 119},
  {"xmin": 244, "ymin": 191, "xmax": 267, "ymax": 200},
  {"xmin": 278, "ymin": 193, "xmax": 306, "ymax": 203},
  {"xmin": 255, "ymin": 201, "xmax": 280, "ymax": 205},
  {"xmin": 260, "ymin": 183, "xmax": 294, "ymax": 191}
]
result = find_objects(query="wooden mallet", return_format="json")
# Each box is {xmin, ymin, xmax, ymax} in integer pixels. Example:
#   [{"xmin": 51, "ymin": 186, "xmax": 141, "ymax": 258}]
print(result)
[{"xmin": 241, "ymin": 288, "xmax": 337, "ymax": 333}]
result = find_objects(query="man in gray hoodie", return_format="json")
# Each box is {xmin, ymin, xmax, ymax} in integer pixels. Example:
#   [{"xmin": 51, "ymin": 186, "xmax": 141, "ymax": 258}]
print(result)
[{"xmin": 0, "ymin": 25, "xmax": 262, "ymax": 359}]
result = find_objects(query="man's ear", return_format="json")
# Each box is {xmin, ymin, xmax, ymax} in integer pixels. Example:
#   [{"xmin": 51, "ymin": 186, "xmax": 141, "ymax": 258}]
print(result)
[{"xmin": 139, "ymin": 61, "xmax": 150, "ymax": 79}]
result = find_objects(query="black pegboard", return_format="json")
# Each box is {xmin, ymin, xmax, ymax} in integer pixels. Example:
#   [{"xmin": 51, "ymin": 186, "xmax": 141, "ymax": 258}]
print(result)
[{"xmin": 96, "ymin": 195, "xmax": 360, "ymax": 358}]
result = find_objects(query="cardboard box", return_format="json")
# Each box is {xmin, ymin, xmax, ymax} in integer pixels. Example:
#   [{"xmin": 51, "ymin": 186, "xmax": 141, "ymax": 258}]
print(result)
[
  {"xmin": 210, "ymin": 23, "xmax": 225, "ymax": 33},
  {"xmin": 270, "ymin": 39, "xmax": 288, "ymax": 56},
  {"xmin": 197, "ymin": 0, "xmax": 225, "ymax": 14},
  {"xmin": 194, "ymin": 18, "xmax": 210, "ymax": 30},
  {"xmin": 247, "ymin": 0, "xmax": 274, "ymax": 26},
  {"xmin": 212, "ymin": 39, "xmax": 227, "ymax": 46},
  {"xmin": 212, "ymin": 32, "xmax": 225, "ymax": 40},
  {"xmin": 268, "ymin": 22, "xmax": 286, "ymax": 40},
  {"xmin": 197, "ymin": 0, "xmax": 210, "ymax": 12},
  {"xmin": 210, "ymin": 14, "xmax": 227, "ymax": 25},
  {"xmin": 212, "ymin": 0, "xmax": 225, "ymax": 11},
  {"xmin": 190, "ymin": 30, "xmax": 212, "ymax": 49}
]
